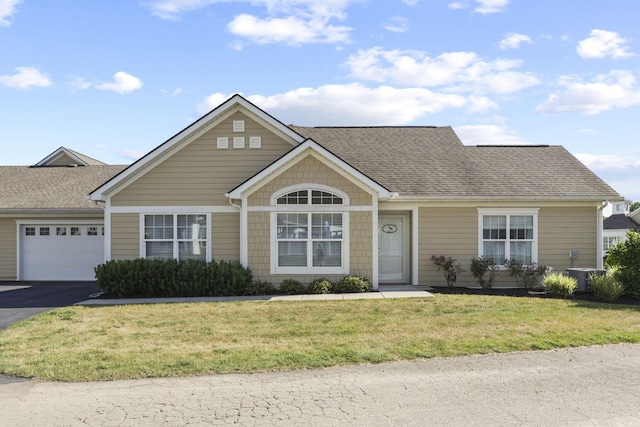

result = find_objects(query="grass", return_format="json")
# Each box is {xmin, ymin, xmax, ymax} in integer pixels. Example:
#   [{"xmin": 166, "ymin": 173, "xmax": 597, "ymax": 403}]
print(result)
[{"xmin": 1, "ymin": 295, "xmax": 640, "ymax": 382}]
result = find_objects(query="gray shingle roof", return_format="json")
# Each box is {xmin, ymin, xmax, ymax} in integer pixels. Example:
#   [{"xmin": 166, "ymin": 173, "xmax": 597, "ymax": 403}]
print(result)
[
  {"xmin": 289, "ymin": 126, "xmax": 621, "ymax": 199},
  {"xmin": 0, "ymin": 165, "xmax": 126, "ymax": 211},
  {"xmin": 603, "ymin": 214, "xmax": 640, "ymax": 230}
]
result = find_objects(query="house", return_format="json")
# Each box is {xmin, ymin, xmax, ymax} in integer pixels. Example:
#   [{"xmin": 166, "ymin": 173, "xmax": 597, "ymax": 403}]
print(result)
[
  {"xmin": 0, "ymin": 94, "xmax": 623, "ymax": 288},
  {"xmin": 603, "ymin": 200, "xmax": 640, "ymax": 257}
]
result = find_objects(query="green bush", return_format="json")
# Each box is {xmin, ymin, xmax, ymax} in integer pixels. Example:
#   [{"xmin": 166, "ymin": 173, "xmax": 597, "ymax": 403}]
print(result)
[
  {"xmin": 606, "ymin": 231, "xmax": 640, "ymax": 298},
  {"xmin": 308, "ymin": 278, "xmax": 334, "ymax": 294},
  {"xmin": 333, "ymin": 276, "xmax": 371, "ymax": 293},
  {"xmin": 542, "ymin": 272, "xmax": 577, "ymax": 297},
  {"xmin": 94, "ymin": 258, "xmax": 252, "ymax": 297},
  {"xmin": 470, "ymin": 257, "xmax": 497, "ymax": 289},
  {"xmin": 590, "ymin": 268, "xmax": 625, "ymax": 303},
  {"xmin": 279, "ymin": 279, "xmax": 306, "ymax": 295},
  {"xmin": 244, "ymin": 280, "xmax": 276, "ymax": 296}
]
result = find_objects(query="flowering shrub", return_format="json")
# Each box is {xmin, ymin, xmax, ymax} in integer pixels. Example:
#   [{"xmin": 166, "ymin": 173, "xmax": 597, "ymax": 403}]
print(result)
[
  {"xmin": 470, "ymin": 256, "xmax": 498, "ymax": 289},
  {"xmin": 504, "ymin": 259, "xmax": 550, "ymax": 289},
  {"xmin": 431, "ymin": 255, "xmax": 464, "ymax": 288}
]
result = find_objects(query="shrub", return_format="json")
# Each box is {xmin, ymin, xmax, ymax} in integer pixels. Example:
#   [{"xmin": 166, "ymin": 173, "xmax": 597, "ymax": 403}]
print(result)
[
  {"xmin": 606, "ymin": 231, "xmax": 640, "ymax": 298},
  {"xmin": 431, "ymin": 255, "xmax": 464, "ymax": 287},
  {"xmin": 334, "ymin": 276, "xmax": 371, "ymax": 293},
  {"xmin": 279, "ymin": 279, "xmax": 306, "ymax": 295},
  {"xmin": 308, "ymin": 278, "xmax": 333, "ymax": 294},
  {"xmin": 590, "ymin": 268, "xmax": 625, "ymax": 303},
  {"xmin": 244, "ymin": 280, "xmax": 276, "ymax": 296},
  {"xmin": 504, "ymin": 259, "xmax": 550, "ymax": 290},
  {"xmin": 542, "ymin": 272, "xmax": 577, "ymax": 297},
  {"xmin": 470, "ymin": 257, "xmax": 497, "ymax": 289},
  {"xmin": 94, "ymin": 258, "xmax": 252, "ymax": 297}
]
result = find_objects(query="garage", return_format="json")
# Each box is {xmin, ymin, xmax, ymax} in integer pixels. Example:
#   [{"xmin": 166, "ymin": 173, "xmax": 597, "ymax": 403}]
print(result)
[{"xmin": 19, "ymin": 224, "xmax": 104, "ymax": 281}]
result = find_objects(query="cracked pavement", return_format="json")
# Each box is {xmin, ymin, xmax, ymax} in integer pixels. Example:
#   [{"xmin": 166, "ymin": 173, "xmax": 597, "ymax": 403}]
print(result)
[{"xmin": 2, "ymin": 344, "xmax": 640, "ymax": 426}]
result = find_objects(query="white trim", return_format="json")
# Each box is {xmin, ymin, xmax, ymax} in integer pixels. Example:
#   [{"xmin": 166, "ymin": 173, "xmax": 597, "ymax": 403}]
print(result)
[
  {"xmin": 249, "ymin": 136, "xmax": 262, "ymax": 149},
  {"xmin": 15, "ymin": 219, "xmax": 105, "ymax": 225},
  {"xmin": 233, "ymin": 136, "xmax": 245, "ymax": 149},
  {"xmin": 109, "ymin": 206, "xmax": 238, "ymax": 214},
  {"xmin": 269, "ymin": 211, "xmax": 349, "ymax": 275},
  {"xmin": 477, "ymin": 208, "xmax": 539, "ymax": 265},
  {"xmin": 226, "ymin": 139, "xmax": 391, "ymax": 200},
  {"xmin": 270, "ymin": 183, "xmax": 351, "ymax": 206},
  {"xmin": 411, "ymin": 207, "xmax": 419, "ymax": 285},
  {"xmin": 216, "ymin": 137, "xmax": 229, "ymax": 149},
  {"xmin": 249, "ymin": 205, "xmax": 373, "ymax": 212},
  {"xmin": 240, "ymin": 195, "xmax": 248, "ymax": 267},
  {"xmin": 371, "ymin": 196, "xmax": 379, "ymax": 289},
  {"xmin": 35, "ymin": 147, "xmax": 92, "ymax": 167}
]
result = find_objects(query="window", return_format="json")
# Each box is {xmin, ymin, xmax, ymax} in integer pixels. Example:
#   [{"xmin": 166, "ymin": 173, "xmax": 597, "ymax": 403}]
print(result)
[
  {"xmin": 273, "ymin": 188, "xmax": 347, "ymax": 273},
  {"xmin": 56, "ymin": 227, "xmax": 67, "ymax": 236},
  {"xmin": 217, "ymin": 137, "xmax": 229, "ymax": 149},
  {"xmin": 88, "ymin": 226, "xmax": 98, "ymax": 236},
  {"xmin": 479, "ymin": 209, "xmax": 538, "ymax": 266},
  {"xmin": 70, "ymin": 227, "xmax": 81, "ymax": 236},
  {"xmin": 604, "ymin": 235, "xmax": 624, "ymax": 252},
  {"xmin": 25, "ymin": 227, "xmax": 35, "ymax": 236},
  {"xmin": 39, "ymin": 227, "xmax": 50, "ymax": 236},
  {"xmin": 143, "ymin": 214, "xmax": 207, "ymax": 261}
]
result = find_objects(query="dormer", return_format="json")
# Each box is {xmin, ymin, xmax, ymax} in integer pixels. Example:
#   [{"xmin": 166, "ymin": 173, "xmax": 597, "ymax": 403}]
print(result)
[
  {"xmin": 610, "ymin": 199, "xmax": 631, "ymax": 215},
  {"xmin": 34, "ymin": 147, "xmax": 106, "ymax": 167}
]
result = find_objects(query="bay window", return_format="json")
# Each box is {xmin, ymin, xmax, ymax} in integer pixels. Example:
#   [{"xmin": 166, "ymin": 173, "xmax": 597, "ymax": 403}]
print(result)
[{"xmin": 478, "ymin": 209, "xmax": 538, "ymax": 266}]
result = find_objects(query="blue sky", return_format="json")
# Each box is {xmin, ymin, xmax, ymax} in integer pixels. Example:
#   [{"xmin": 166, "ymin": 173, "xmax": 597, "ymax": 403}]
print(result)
[{"xmin": 2, "ymin": 0, "xmax": 639, "ymax": 201}]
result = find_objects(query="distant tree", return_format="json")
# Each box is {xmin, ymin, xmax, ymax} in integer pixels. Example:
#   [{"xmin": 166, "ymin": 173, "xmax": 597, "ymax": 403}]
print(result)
[{"xmin": 630, "ymin": 201, "xmax": 640, "ymax": 212}]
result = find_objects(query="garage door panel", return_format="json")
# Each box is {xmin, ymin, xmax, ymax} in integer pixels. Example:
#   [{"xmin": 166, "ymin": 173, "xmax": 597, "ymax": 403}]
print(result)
[{"xmin": 20, "ymin": 225, "xmax": 104, "ymax": 281}]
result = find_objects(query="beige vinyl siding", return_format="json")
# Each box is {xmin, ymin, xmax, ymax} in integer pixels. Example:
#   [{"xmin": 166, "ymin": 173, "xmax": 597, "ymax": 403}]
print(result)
[
  {"xmin": 46, "ymin": 154, "xmax": 76, "ymax": 166},
  {"xmin": 111, "ymin": 214, "xmax": 139, "ymax": 260},
  {"xmin": 418, "ymin": 207, "xmax": 478, "ymax": 287},
  {"xmin": 417, "ymin": 205, "xmax": 602, "ymax": 288},
  {"xmin": 212, "ymin": 212, "xmax": 240, "ymax": 262},
  {"xmin": 247, "ymin": 211, "xmax": 373, "ymax": 285},
  {"xmin": 539, "ymin": 206, "xmax": 598, "ymax": 270},
  {"xmin": 248, "ymin": 154, "xmax": 372, "ymax": 206},
  {"xmin": 111, "ymin": 112, "xmax": 295, "ymax": 207},
  {"xmin": 0, "ymin": 218, "xmax": 17, "ymax": 280}
]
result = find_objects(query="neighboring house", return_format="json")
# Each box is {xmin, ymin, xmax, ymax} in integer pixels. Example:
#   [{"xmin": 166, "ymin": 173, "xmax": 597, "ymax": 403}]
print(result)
[
  {"xmin": 603, "ymin": 200, "xmax": 640, "ymax": 258},
  {"xmin": 0, "ymin": 94, "xmax": 623, "ymax": 287}
]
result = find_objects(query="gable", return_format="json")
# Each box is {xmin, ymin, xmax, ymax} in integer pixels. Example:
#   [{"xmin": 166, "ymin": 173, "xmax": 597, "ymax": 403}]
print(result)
[
  {"xmin": 90, "ymin": 94, "xmax": 305, "ymax": 202},
  {"xmin": 110, "ymin": 111, "xmax": 297, "ymax": 207},
  {"xmin": 35, "ymin": 147, "xmax": 106, "ymax": 167}
]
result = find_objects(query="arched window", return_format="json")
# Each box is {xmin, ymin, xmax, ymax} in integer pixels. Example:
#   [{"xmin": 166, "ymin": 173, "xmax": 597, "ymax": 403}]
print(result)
[{"xmin": 272, "ymin": 187, "xmax": 348, "ymax": 273}]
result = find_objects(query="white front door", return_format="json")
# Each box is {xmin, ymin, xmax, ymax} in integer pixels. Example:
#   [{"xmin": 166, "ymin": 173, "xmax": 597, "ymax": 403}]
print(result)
[{"xmin": 379, "ymin": 215, "xmax": 408, "ymax": 283}]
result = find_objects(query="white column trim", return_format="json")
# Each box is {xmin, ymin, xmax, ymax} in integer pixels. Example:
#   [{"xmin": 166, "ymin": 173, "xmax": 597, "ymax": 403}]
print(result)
[{"xmin": 411, "ymin": 207, "xmax": 419, "ymax": 285}]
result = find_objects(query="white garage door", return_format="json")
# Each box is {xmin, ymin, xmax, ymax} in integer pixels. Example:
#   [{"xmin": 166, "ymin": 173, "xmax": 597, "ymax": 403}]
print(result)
[{"xmin": 20, "ymin": 224, "xmax": 104, "ymax": 281}]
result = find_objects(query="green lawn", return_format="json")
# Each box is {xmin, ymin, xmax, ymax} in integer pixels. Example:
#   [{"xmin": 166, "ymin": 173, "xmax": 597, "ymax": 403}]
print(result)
[{"xmin": 1, "ymin": 295, "xmax": 639, "ymax": 382}]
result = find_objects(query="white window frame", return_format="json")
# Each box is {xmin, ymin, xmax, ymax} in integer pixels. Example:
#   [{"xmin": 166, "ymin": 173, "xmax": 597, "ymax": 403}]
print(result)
[
  {"xmin": 249, "ymin": 136, "xmax": 261, "ymax": 149},
  {"xmin": 217, "ymin": 137, "xmax": 229, "ymax": 149},
  {"xmin": 270, "ymin": 185, "xmax": 350, "ymax": 275},
  {"xmin": 477, "ymin": 208, "xmax": 539, "ymax": 267},
  {"xmin": 233, "ymin": 137, "xmax": 245, "ymax": 149},
  {"xmin": 140, "ymin": 213, "xmax": 211, "ymax": 261},
  {"xmin": 233, "ymin": 120, "xmax": 245, "ymax": 132}
]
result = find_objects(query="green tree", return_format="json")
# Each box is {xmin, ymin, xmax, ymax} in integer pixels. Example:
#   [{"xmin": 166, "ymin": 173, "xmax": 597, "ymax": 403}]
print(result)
[
  {"xmin": 606, "ymin": 231, "xmax": 640, "ymax": 298},
  {"xmin": 630, "ymin": 201, "xmax": 640, "ymax": 212}
]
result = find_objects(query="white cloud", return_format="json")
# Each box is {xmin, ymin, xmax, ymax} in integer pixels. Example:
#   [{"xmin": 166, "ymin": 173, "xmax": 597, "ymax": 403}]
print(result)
[
  {"xmin": 95, "ymin": 72, "xmax": 143, "ymax": 94},
  {"xmin": 345, "ymin": 47, "xmax": 540, "ymax": 94},
  {"xmin": 454, "ymin": 124, "xmax": 533, "ymax": 145},
  {"xmin": 0, "ymin": 66, "xmax": 52, "ymax": 89},
  {"xmin": 197, "ymin": 84, "xmax": 492, "ymax": 125},
  {"xmin": 577, "ymin": 29, "xmax": 634, "ymax": 59},
  {"xmin": 536, "ymin": 70, "xmax": 640, "ymax": 115},
  {"xmin": 0, "ymin": 0, "xmax": 21, "ymax": 26},
  {"xmin": 147, "ymin": 0, "xmax": 354, "ymax": 45},
  {"xmin": 575, "ymin": 152, "xmax": 640, "ymax": 200},
  {"xmin": 384, "ymin": 16, "xmax": 409, "ymax": 33},
  {"xmin": 575, "ymin": 153, "xmax": 639, "ymax": 170},
  {"xmin": 448, "ymin": 2, "xmax": 465, "ymax": 10},
  {"xmin": 475, "ymin": 0, "xmax": 509, "ymax": 14},
  {"xmin": 499, "ymin": 32, "xmax": 532, "ymax": 50},
  {"xmin": 227, "ymin": 13, "xmax": 351, "ymax": 45},
  {"xmin": 119, "ymin": 150, "xmax": 146, "ymax": 161},
  {"xmin": 401, "ymin": 0, "xmax": 419, "ymax": 5}
]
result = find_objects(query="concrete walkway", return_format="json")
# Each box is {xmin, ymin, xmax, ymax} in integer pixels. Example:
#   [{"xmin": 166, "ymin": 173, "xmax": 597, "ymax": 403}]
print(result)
[
  {"xmin": 76, "ymin": 285, "xmax": 434, "ymax": 306},
  {"xmin": 1, "ymin": 343, "xmax": 640, "ymax": 426}
]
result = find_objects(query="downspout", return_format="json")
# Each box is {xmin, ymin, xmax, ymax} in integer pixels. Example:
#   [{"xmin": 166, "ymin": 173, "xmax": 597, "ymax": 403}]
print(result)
[{"xmin": 597, "ymin": 200, "xmax": 608, "ymax": 270}]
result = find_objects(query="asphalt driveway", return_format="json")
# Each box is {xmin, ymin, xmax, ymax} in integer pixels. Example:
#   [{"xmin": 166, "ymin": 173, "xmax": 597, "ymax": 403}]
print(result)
[{"xmin": 0, "ymin": 281, "xmax": 99, "ymax": 330}]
